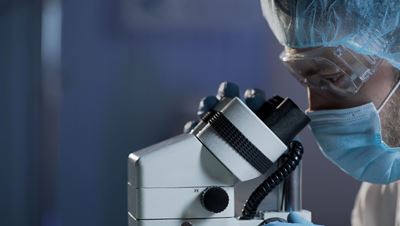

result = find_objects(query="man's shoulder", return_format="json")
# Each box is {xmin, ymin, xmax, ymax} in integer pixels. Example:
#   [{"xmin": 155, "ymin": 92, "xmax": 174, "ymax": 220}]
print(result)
[{"xmin": 351, "ymin": 182, "xmax": 400, "ymax": 226}]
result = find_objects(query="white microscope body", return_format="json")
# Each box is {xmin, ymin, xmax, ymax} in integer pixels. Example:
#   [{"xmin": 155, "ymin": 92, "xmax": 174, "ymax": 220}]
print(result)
[{"xmin": 128, "ymin": 97, "xmax": 310, "ymax": 226}]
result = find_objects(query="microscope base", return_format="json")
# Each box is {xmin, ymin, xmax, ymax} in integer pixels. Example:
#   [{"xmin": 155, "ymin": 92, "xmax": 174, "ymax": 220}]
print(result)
[{"xmin": 129, "ymin": 210, "xmax": 311, "ymax": 226}]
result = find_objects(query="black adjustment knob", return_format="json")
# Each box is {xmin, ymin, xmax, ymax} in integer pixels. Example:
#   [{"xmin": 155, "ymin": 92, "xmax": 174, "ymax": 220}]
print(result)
[{"xmin": 200, "ymin": 187, "xmax": 229, "ymax": 213}]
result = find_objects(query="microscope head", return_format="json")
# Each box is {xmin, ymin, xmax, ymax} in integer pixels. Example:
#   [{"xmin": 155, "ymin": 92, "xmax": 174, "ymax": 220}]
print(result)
[{"xmin": 191, "ymin": 97, "xmax": 288, "ymax": 181}]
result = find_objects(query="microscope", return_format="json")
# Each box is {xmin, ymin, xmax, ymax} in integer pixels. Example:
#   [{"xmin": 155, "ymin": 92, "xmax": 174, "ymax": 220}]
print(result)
[{"xmin": 128, "ymin": 94, "xmax": 311, "ymax": 226}]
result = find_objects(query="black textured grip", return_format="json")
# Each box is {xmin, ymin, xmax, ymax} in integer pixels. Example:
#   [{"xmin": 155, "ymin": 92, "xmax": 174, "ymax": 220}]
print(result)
[{"xmin": 202, "ymin": 111, "xmax": 273, "ymax": 174}]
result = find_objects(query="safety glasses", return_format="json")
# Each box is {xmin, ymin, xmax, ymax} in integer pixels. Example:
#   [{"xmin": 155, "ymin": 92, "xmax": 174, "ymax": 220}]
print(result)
[{"xmin": 280, "ymin": 45, "xmax": 383, "ymax": 96}]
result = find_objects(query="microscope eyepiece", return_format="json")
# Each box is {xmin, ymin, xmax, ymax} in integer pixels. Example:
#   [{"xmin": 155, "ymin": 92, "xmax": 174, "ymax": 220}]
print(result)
[{"xmin": 257, "ymin": 96, "xmax": 310, "ymax": 145}]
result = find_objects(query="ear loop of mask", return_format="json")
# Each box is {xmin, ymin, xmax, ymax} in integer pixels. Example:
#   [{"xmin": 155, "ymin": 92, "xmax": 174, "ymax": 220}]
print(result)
[{"xmin": 378, "ymin": 74, "xmax": 400, "ymax": 113}]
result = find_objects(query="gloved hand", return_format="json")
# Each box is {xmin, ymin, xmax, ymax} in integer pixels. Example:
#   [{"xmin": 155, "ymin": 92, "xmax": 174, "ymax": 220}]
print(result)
[
  {"xmin": 265, "ymin": 212, "xmax": 323, "ymax": 226},
  {"xmin": 183, "ymin": 81, "xmax": 266, "ymax": 133}
]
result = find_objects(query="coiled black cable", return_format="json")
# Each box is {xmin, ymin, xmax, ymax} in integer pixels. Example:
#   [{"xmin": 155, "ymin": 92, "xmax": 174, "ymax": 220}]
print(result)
[{"xmin": 240, "ymin": 141, "xmax": 304, "ymax": 219}]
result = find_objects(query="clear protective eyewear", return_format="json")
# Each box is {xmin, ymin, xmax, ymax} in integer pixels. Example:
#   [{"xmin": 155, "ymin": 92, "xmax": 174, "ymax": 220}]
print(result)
[{"xmin": 280, "ymin": 45, "xmax": 383, "ymax": 96}]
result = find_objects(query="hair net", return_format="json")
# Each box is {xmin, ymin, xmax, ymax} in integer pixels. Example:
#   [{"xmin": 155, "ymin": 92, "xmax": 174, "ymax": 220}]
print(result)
[{"xmin": 261, "ymin": 0, "xmax": 400, "ymax": 70}]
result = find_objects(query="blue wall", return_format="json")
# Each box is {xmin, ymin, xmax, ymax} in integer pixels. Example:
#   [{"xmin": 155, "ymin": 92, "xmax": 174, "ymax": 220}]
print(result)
[{"xmin": 0, "ymin": 1, "xmax": 42, "ymax": 226}]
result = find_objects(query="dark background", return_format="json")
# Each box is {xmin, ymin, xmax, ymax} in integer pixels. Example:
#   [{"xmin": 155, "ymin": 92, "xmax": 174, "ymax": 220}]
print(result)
[{"xmin": 0, "ymin": 0, "xmax": 360, "ymax": 225}]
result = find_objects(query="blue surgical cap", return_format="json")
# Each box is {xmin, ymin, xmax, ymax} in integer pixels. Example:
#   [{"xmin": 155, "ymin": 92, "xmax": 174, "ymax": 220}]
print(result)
[{"xmin": 261, "ymin": 0, "xmax": 400, "ymax": 70}]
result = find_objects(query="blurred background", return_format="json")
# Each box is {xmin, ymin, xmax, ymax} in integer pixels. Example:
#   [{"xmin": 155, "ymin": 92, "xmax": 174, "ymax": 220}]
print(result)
[{"xmin": 1, "ymin": 0, "xmax": 361, "ymax": 225}]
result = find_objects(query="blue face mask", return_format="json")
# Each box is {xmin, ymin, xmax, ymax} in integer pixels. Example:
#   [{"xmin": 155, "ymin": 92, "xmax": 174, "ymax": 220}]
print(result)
[{"xmin": 307, "ymin": 102, "xmax": 400, "ymax": 184}]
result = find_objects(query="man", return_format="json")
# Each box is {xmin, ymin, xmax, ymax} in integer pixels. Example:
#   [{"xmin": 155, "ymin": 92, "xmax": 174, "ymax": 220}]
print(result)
[
  {"xmin": 187, "ymin": 0, "xmax": 400, "ymax": 225},
  {"xmin": 262, "ymin": 1, "xmax": 400, "ymax": 225}
]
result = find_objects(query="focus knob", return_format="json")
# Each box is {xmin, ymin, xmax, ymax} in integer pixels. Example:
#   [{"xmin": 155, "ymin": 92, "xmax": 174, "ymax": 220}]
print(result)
[{"xmin": 200, "ymin": 187, "xmax": 229, "ymax": 213}]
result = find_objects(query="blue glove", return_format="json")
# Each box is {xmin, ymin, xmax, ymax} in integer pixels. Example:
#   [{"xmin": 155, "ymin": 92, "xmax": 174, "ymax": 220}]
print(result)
[
  {"xmin": 265, "ymin": 212, "xmax": 323, "ymax": 226},
  {"xmin": 183, "ymin": 81, "xmax": 266, "ymax": 133}
]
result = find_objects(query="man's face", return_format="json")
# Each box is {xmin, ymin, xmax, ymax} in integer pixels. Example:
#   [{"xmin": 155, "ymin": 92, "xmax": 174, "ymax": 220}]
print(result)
[
  {"xmin": 284, "ymin": 47, "xmax": 400, "ymax": 146},
  {"xmin": 307, "ymin": 59, "xmax": 398, "ymax": 111}
]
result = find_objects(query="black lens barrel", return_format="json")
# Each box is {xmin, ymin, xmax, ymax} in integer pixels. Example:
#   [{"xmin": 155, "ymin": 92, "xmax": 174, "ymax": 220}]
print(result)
[{"xmin": 256, "ymin": 96, "xmax": 310, "ymax": 145}]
